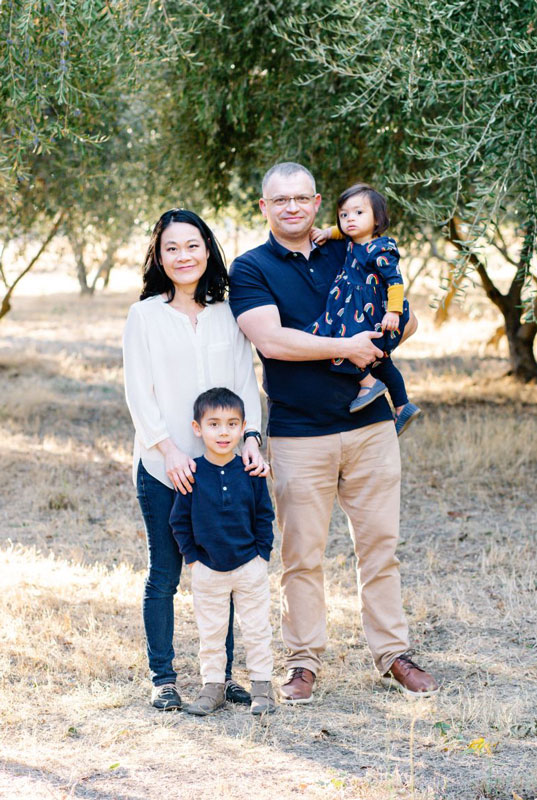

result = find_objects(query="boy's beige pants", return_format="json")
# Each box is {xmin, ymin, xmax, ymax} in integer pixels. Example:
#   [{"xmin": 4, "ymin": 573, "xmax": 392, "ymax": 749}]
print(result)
[
  {"xmin": 268, "ymin": 420, "xmax": 409, "ymax": 677},
  {"xmin": 191, "ymin": 555, "xmax": 273, "ymax": 683}
]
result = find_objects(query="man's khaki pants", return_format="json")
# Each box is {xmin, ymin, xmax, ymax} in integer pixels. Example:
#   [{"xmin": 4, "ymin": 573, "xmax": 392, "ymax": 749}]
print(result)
[{"xmin": 268, "ymin": 421, "xmax": 409, "ymax": 676}]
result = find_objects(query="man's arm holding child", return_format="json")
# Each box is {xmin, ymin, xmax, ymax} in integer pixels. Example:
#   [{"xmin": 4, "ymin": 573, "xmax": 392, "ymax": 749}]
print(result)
[
  {"xmin": 237, "ymin": 305, "xmax": 383, "ymax": 367},
  {"xmin": 230, "ymin": 257, "xmax": 383, "ymax": 369}
]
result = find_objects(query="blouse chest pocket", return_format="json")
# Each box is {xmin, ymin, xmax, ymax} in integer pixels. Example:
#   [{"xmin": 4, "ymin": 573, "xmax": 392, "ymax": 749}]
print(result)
[{"xmin": 207, "ymin": 341, "xmax": 235, "ymax": 388}]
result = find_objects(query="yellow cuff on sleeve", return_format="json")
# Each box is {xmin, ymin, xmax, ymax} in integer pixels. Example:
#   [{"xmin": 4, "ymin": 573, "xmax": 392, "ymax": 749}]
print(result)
[
  {"xmin": 330, "ymin": 225, "xmax": 345, "ymax": 240},
  {"xmin": 387, "ymin": 283, "xmax": 404, "ymax": 314}
]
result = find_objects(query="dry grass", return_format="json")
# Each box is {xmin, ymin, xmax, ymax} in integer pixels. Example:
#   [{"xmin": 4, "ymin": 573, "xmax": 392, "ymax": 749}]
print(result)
[{"xmin": 1, "ymin": 278, "xmax": 536, "ymax": 800}]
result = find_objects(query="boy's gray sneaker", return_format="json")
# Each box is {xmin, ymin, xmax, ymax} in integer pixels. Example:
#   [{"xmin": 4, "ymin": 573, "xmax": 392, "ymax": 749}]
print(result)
[
  {"xmin": 250, "ymin": 681, "xmax": 277, "ymax": 716},
  {"xmin": 349, "ymin": 379, "xmax": 388, "ymax": 413},
  {"xmin": 186, "ymin": 682, "xmax": 226, "ymax": 716},
  {"xmin": 151, "ymin": 683, "xmax": 182, "ymax": 711}
]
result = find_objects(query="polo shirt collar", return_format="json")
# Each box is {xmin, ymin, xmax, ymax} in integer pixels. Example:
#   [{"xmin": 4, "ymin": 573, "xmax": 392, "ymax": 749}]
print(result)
[{"xmin": 267, "ymin": 231, "xmax": 320, "ymax": 260}]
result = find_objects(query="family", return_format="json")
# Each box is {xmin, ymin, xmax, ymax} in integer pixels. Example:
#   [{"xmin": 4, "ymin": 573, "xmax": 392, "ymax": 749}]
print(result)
[{"xmin": 122, "ymin": 161, "xmax": 439, "ymax": 717}]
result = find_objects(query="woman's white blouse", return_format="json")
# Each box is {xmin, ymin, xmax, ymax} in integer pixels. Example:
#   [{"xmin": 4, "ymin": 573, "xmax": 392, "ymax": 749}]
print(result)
[{"xmin": 123, "ymin": 295, "xmax": 262, "ymax": 488}]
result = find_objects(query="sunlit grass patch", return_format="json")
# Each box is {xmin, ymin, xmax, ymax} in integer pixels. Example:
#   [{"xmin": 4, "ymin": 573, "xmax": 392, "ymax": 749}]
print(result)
[{"xmin": 1, "ymin": 285, "xmax": 536, "ymax": 799}]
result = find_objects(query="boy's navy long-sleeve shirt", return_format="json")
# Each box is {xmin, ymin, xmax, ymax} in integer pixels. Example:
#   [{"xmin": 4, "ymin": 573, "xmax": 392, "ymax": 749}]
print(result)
[{"xmin": 170, "ymin": 455, "xmax": 274, "ymax": 572}]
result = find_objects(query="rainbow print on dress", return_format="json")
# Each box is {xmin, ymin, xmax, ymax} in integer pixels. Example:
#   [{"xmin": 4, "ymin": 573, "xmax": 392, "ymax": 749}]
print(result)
[
  {"xmin": 330, "ymin": 286, "xmax": 341, "ymax": 300},
  {"xmin": 303, "ymin": 235, "xmax": 409, "ymax": 363}
]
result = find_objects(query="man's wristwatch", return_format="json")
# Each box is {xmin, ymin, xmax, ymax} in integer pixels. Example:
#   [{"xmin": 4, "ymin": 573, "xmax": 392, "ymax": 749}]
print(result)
[{"xmin": 243, "ymin": 430, "xmax": 263, "ymax": 447}]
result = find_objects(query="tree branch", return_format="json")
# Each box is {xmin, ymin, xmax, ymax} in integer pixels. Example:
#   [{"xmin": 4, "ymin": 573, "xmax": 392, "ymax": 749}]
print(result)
[
  {"xmin": 0, "ymin": 212, "xmax": 65, "ymax": 320},
  {"xmin": 0, "ymin": 238, "xmax": 8, "ymax": 287},
  {"xmin": 507, "ymin": 220, "xmax": 536, "ymax": 307},
  {"xmin": 449, "ymin": 217, "xmax": 506, "ymax": 314}
]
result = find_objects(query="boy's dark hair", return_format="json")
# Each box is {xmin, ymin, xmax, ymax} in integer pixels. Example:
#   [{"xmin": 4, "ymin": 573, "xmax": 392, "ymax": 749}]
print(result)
[
  {"xmin": 336, "ymin": 183, "xmax": 390, "ymax": 237},
  {"xmin": 140, "ymin": 208, "xmax": 228, "ymax": 305},
  {"xmin": 193, "ymin": 387, "xmax": 245, "ymax": 423}
]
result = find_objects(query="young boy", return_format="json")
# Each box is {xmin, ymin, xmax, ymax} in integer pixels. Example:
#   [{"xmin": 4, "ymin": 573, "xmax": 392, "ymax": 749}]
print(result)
[{"xmin": 170, "ymin": 387, "xmax": 276, "ymax": 716}]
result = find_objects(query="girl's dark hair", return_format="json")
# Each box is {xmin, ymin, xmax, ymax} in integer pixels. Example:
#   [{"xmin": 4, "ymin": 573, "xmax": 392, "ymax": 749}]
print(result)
[
  {"xmin": 140, "ymin": 208, "xmax": 228, "ymax": 304},
  {"xmin": 336, "ymin": 183, "xmax": 390, "ymax": 237}
]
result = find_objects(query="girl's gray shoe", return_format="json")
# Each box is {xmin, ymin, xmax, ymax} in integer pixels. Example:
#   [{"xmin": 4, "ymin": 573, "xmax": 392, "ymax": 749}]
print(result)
[
  {"xmin": 395, "ymin": 402, "xmax": 421, "ymax": 436},
  {"xmin": 250, "ymin": 681, "xmax": 277, "ymax": 715},
  {"xmin": 186, "ymin": 682, "xmax": 226, "ymax": 716},
  {"xmin": 349, "ymin": 379, "xmax": 388, "ymax": 413}
]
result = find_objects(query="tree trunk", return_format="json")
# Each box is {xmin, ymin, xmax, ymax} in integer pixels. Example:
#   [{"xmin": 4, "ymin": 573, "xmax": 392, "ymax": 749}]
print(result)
[
  {"xmin": 90, "ymin": 238, "xmax": 117, "ymax": 292},
  {"xmin": 449, "ymin": 217, "xmax": 537, "ymax": 381},
  {"xmin": 503, "ymin": 307, "xmax": 537, "ymax": 381},
  {"xmin": 68, "ymin": 234, "xmax": 92, "ymax": 295}
]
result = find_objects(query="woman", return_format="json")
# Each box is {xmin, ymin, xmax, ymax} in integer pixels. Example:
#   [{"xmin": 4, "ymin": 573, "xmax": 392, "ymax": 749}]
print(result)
[{"xmin": 123, "ymin": 209, "xmax": 266, "ymax": 710}]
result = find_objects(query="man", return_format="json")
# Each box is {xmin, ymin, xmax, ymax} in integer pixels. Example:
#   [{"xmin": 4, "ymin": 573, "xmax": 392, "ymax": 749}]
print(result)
[{"xmin": 229, "ymin": 162, "xmax": 438, "ymax": 702}]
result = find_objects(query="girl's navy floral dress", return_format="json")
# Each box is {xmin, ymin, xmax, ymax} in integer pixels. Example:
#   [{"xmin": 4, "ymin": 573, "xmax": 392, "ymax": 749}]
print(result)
[{"xmin": 306, "ymin": 236, "xmax": 409, "ymax": 375}]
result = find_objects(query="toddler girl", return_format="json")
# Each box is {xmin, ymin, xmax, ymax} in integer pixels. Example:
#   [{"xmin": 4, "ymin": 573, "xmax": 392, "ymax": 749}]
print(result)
[{"xmin": 307, "ymin": 182, "xmax": 420, "ymax": 436}]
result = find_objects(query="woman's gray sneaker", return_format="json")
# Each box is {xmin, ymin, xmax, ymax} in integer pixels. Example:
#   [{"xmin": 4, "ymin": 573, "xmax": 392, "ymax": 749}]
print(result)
[
  {"xmin": 186, "ymin": 682, "xmax": 226, "ymax": 716},
  {"xmin": 250, "ymin": 681, "xmax": 277, "ymax": 715},
  {"xmin": 151, "ymin": 683, "xmax": 182, "ymax": 711}
]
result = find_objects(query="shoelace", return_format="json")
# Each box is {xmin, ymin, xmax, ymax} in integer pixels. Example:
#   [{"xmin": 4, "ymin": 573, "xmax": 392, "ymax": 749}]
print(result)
[
  {"xmin": 395, "ymin": 651, "xmax": 424, "ymax": 672},
  {"xmin": 225, "ymin": 680, "xmax": 243, "ymax": 691},
  {"xmin": 289, "ymin": 667, "xmax": 309, "ymax": 680},
  {"xmin": 158, "ymin": 685, "xmax": 178, "ymax": 696}
]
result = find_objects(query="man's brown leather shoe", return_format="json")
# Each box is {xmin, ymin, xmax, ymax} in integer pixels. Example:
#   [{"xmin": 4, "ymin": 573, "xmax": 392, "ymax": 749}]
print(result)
[
  {"xmin": 280, "ymin": 667, "xmax": 316, "ymax": 704},
  {"xmin": 384, "ymin": 652, "xmax": 439, "ymax": 697}
]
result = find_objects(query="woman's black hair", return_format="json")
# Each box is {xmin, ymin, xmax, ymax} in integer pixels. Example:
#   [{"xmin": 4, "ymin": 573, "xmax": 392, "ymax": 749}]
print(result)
[
  {"xmin": 140, "ymin": 208, "xmax": 228, "ymax": 304},
  {"xmin": 336, "ymin": 183, "xmax": 390, "ymax": 237}
]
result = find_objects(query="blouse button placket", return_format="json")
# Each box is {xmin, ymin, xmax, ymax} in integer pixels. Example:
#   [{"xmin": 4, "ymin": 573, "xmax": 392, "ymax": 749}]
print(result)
[{"xmin": 188, "ymin": 316, "xmax": 207, "ymax": 393}]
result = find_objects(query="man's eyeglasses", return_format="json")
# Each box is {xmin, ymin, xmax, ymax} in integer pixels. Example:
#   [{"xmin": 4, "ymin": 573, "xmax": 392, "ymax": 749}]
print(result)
[{"xmin": 263, "ymin": 195, "xmax": 316, "ymax": 208}]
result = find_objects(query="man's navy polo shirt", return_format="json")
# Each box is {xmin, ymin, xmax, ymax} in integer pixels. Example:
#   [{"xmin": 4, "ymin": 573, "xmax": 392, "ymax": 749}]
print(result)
[{"xmin": 229, "ymin": 232, "xmax": 393, "ymax": 437}]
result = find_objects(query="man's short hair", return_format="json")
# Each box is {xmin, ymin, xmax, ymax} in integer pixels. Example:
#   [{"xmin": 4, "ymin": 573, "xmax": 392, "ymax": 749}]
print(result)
[
  {"xmin": 261, "ymin": 162, "xmax": 316, "ymax": 195},
  {"xmin": 193, "ymin": 387, "xmax": 245, "ymax": 423}
]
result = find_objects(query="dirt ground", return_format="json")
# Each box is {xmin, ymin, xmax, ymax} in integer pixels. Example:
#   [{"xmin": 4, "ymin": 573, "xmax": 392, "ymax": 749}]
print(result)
[{"xmin": 0, "ymin": 274, "xmax": 536, "ymax": 800}]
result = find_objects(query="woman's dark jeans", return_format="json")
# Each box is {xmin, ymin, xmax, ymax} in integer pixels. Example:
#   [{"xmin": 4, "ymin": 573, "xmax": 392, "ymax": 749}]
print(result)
[{"xmin": 136, "ymin": 461, "xmax": 235, "ymax": 686}]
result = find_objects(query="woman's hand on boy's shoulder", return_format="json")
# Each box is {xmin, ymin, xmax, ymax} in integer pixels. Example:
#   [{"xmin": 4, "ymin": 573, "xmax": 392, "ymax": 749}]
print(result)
[
  {"xmin": 241, "ymin": 438, "xmax": 270, "ymax": 477},
  {"xmin": 157, "ymin": 438, "xmax": 197, "ymax": 494}
]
